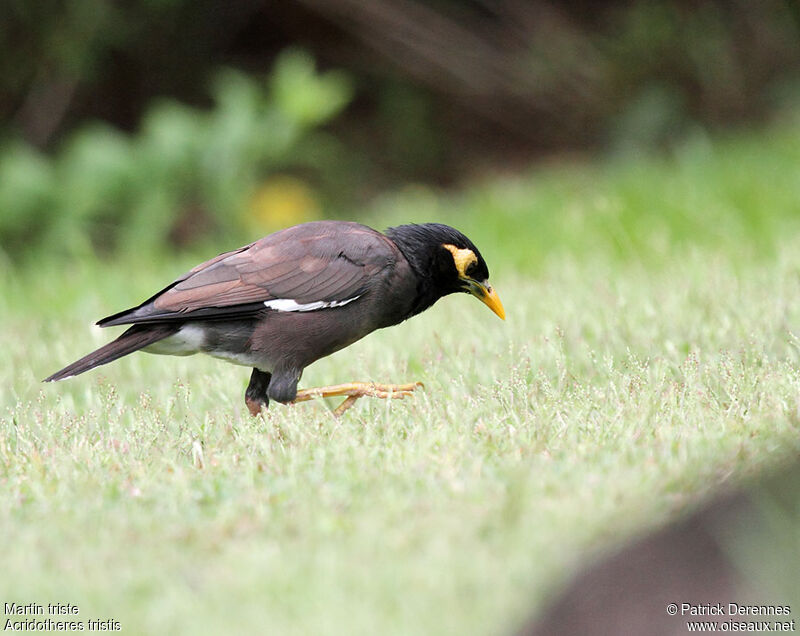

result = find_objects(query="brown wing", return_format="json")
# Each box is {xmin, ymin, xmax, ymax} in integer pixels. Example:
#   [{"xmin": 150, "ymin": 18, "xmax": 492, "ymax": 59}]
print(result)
[{"xmin": 98, "ymin": 221, "xmax": 397, "ymax": 326}]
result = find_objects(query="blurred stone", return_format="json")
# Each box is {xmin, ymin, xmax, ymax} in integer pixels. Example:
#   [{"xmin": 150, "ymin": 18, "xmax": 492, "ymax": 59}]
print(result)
[{"xmin": 519, "ymin": 462, "xmax": 800, "ymax": 636}]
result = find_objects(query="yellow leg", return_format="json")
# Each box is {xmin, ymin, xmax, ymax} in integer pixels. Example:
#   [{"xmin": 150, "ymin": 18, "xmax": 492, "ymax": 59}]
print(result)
[{"xmin": 292, "ymin": 382, "xmax": 423, "ymax": 416}]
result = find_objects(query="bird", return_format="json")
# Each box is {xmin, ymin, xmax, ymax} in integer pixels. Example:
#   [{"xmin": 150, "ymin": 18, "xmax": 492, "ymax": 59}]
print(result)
[{"xmin": 45, "ymin": 221, "xmax": 505, "ymax": 416}]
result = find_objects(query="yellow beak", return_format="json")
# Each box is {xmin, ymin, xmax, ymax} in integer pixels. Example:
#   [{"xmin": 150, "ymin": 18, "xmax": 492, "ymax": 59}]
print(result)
[{"xmin": 467, "ymin": 280, "xmax": 506, "ymax": 320}]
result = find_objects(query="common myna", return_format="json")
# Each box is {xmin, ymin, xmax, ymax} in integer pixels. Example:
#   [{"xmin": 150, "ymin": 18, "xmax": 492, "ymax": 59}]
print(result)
[{"xmin": 45, "ymin": 221, "xmax": 504, "ymax": 415}]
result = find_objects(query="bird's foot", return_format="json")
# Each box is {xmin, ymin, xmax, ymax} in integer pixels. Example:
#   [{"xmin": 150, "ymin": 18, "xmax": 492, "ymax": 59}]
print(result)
[
  {"xmin": 292, "ymin": 382, "xmax": 424, "ymax": 416},
  {"xmin": 245, "ymin": 396, "xmax": 268, "ymax": 417},
  {"xmin": 245, "ymin": 368, "xmax": 271, "ymax": 416}
]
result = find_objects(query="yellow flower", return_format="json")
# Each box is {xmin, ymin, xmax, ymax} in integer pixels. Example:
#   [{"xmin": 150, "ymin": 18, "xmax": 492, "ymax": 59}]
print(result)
[{"xmin": 246, "ymin": 176, "xmax": 320, "ymax": 231}]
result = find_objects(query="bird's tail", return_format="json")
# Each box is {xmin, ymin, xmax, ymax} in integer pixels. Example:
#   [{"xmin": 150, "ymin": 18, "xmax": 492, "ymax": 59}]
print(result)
[{"xmin": 43, "ymin": 323, "xmax": 179, "ymax": 382}]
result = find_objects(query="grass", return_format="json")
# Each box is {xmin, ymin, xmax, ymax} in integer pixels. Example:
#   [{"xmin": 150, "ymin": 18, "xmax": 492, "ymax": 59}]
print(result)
[{"xmin": 3, "ymin": 121, "xmax": 800, "ymax": 634}]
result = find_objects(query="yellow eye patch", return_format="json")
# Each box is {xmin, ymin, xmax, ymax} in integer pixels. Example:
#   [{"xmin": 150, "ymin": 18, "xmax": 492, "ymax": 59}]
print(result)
[{"xmin": 442, "ymin": 244, "xmax": 478, "ymax": 277}]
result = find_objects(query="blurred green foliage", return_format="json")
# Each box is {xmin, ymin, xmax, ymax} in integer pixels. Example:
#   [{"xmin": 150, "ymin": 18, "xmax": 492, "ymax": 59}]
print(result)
[
  {"xmin": 3, "ymin": 1, "xmax": 800, "ymax": 266},
  {"xmin": 0, "ymin": 49, "xmax": 353, "ymax": 262},
  {"xmin": 4, "ymin": 1, "xmax": 800, "ymax": 184},
  {"xmin": 369, "ymin": 118, "xmax": 800, "ymax": 272}
]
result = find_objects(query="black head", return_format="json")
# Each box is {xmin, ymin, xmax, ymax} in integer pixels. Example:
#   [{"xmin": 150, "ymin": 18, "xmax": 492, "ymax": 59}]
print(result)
[{"xmin": 385, "ymin": 223, "xmax": 505, "ymax": 319}]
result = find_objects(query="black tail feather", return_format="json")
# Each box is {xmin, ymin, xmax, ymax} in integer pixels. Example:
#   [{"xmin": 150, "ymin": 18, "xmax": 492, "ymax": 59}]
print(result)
[{"xmin": 44, "ymin": 324, "xmax": 179, "ymax": 382}]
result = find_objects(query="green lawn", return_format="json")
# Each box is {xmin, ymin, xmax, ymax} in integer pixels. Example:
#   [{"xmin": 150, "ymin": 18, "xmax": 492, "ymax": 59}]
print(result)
[{"xmin": 2, "ymin": 122, "xmax": 800, "ymax": 634}]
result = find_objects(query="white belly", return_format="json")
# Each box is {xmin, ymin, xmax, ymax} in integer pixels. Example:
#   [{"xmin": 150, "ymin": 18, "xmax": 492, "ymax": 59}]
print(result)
[
  {"xmin": 144, "ymin": 325, "xmax": 206, "ymax": 356},
  {"xmin": 204, "ymin": 349, "xmax": 264, "ymax": 368},
  {"xmin": 143, "ymin": 324, "xmax": 267, "ymax": 369}
]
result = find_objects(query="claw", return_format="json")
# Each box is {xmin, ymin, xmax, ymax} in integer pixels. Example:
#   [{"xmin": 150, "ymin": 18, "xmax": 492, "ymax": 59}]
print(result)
[{"xmin": 333, "ymin": 395, "xmax": 360, "ymax": 416}]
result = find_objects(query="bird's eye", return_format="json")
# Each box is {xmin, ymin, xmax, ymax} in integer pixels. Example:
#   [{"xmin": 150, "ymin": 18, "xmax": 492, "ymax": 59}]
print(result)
[
  {"xmin": 442, "ymin": 243, "xmax": 478, "ymax": 278},
  {"xmin": 465, "ymin": 262, "xmax": 477, "ymax": 278}
]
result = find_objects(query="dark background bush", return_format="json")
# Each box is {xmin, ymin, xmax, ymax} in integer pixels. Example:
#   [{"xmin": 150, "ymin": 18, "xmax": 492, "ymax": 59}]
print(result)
[{"xmin": 2, "ymin": 0, "xmax": 799, "ymax": 259}]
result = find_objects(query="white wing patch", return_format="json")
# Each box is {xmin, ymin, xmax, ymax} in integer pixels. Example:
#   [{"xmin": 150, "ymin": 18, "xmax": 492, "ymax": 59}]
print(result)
[{"xmin": 263, "ymin": 295, "xmax": 361, "ymax": 312}]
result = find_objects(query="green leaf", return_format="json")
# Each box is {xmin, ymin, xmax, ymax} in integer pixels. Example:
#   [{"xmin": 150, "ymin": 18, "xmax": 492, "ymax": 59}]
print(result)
[
  {"xmin": 271, "ymin": 49, "xmax": 353, "ymax": 127},
  {"xmin": 0, "ymin": 144, "xmax": 54, "ymax": 234}
]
